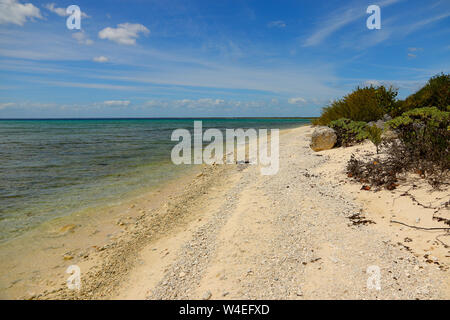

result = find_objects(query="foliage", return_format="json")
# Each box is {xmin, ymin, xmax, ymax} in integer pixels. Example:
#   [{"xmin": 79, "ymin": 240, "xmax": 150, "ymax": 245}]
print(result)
[
  {"xmin": 347, "ymin": 107, "xmax": 449, "ymax": 189},
  {"xmin": 328, "ymin": 118, "xmax": 369, "ymax": 147},
  {"xmin": 347, "ymin": 150, "xmax": 402, "ymax": 190},
  {"xmin": 366, "ymin": 125, "xmax": 382, "ymax": 154},
  {"xmin": 313, "ymin": 85, "xmax": 398, "ymax": 125},
  {"xmin": 391, "ymin": 73, "xmax": 450, "ymax": 117},
  {"xmin": 387, "ymin": 107, "xmax": 450, "ymax": 172}
]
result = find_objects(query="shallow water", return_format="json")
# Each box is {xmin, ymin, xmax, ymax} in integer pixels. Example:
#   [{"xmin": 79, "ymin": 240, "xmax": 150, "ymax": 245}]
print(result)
[{"xmin": 0, "ymin": 118, "xmax": 311, "ymax": 242}]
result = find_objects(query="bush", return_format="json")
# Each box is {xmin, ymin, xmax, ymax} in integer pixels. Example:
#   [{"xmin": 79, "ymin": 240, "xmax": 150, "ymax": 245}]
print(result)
[
  {"xmin": 314, "ymin": 85, "xmax": 398, "ymax": 125},
  {"xmin": 366, "ymin": 125, "xmax": 382, "ymax": 154},
  {"xmin": 391, "ymin": 73, "xmax": 450, "ymax": 117},
  {"xmin": 347, "ymin": 107, "xmax": 449, "ymax": 189},
  {"xmin": 328, "ymin": 118, "xmax": 369, "ymax": 147},
  {"xmin": 347, "ymin": 152, "xmax": 402, "ymax": 190},
  {"xmin": 387, "ymin": 107, "xmax": 450, "ymax": 172}
]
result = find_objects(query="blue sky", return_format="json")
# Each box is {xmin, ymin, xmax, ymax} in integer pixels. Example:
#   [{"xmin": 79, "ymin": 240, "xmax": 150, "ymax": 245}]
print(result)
[{"xmin": 0, "ymin": 0, "xmax": 449, "ymax": 118}]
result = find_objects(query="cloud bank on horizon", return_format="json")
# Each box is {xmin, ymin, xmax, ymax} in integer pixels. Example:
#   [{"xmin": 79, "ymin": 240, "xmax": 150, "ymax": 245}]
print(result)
[{"xmin": 0, "ymin": 0, "xmax": 449, "ymax": 118}]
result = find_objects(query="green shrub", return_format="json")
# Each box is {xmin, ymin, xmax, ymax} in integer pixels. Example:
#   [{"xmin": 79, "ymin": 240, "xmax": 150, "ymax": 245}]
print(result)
[
  {"xmin": 314, "ymin": 85, "xmax": 397, "ymax": 125},
  {"xmin": 342, "ymin": 74, "xmax": 450, "ymax": 189},
  {"xmin": 391, "ymin": 73, "xmax": 450, "ymax": 117},
  {"xmin": 328, "ymin": 118, "xmax": 369, "ymax": 147},
  {"xmin": 366, "ymin": 125, "xmax": 382, "ymax": 154},
  {"xmin": 387, "ymin": 107, "xmax": 449, "ymax": 169},
  {"xmin": 347, "ymin": 107, "xmax": 449, "ymax": 189},
  {"xmin": 388, "ymin": 107, "xmax": 449, "ymax": 129}
]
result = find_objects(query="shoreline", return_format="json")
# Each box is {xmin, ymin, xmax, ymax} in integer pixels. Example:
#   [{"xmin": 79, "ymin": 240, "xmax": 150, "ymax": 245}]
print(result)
[
  {"xmin": 1, "ymin": 124, "xmax": 448, "ymax": 299},
  {"xmin": 0, "ymin": 162, "xmax": 203, "ymax": 299}
]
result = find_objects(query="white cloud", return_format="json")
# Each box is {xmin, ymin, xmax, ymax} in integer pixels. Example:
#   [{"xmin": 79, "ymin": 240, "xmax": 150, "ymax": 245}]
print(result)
[
  {"xmin": 39, "ymin": 80, "xmax": 141, "ymax": 91},
  {"xmin": 407, "ymin": 48, "xmax": 423, "ymax": 58},
  {"xmin": 93, "ymin": 56, "xmax": 109, "ymax": 63},
  {"xmin": 44, "ymin": 3, "xmax": 65, "ymax": 16},
  {"xmin": 143, "ymin": 100, "xmax": 169, "ymax": 108},
  {"xmin": 404, "ymin": 12, "xmax": 450, "ymax": 35},
  {"xmin": 268, "ymin": 20, "xmax": 286, "ymax": 28},
  {"xmin": 98, "ymin": 23, "xmax": 150, "ymax": 45},
  {"xmin": 102, "ymin": 100, "xmax": 130, "ymax": 107},
  {"xmin": 303, "ymin": 0, "xmax": 402, "ymax": 47},
  {"xmin": 72, "ymin": 32, "xmax": 93, "ymax": 45},
  {"xmin": 0, "ymin": 102, "xmax": 16, "ymax": 110},
  {"xmin": 142, "ymin": 98, "xmax": 267, "ymax": 110},
  {"xmin": 303, "ymin": 5, "xmax": 366, "ymax": 47},
  {"xmin": 174, "ymin": 98, "xmax": 226, "ymax": 109},
  {"xmin": 0, "ymin": 101, "xmax": 56, "ymax": 110},
  {"xmin": 364, "ymin": 80, "xmax": 382, "ymax": 86},
  {"xmin": 288, "ymin": 97, "xmax": 307, "ymax": 105},
  {"xmin": 0, "ymin": 0, "xmax": 42, "ymax": 25},
  {"xmin": 44, "ymin": 3, "xmax": 89, "ymax": 18}
]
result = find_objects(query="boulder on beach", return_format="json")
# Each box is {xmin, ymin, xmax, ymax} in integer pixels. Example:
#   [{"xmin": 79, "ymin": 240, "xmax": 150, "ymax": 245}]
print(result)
[{"xmin": 310, "ymin": 126, "xmax": 337, "ymax": 152}]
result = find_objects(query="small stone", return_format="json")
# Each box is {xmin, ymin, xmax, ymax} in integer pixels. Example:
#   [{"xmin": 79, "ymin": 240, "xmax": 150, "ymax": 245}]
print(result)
[
  {"xmin": 63, "ymin": 254, "xmax": 73, "ymax": 261},
  {"xmin": 179, "ymin": 272, "xmax": 186, "ymax": 278},
  {"xmin": 222, "ymin": 292, "xmax": 229, "ymax": 297},
  {"xmin": 296, "ymin": 288, "xmax": 303, "ymax": 296},
  {"xmin": 202, "ymin": 290, "xmax": 212, "ymax": 300}
]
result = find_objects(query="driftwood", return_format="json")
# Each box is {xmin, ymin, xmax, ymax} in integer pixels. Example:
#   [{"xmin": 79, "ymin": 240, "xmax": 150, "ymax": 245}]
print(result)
[
  {"xmin": 390, "ymin": 220, "xmax": 450, "ymax": 248},
  {"xmin": 390, "ymin": 220, "xmax": 450, "ymax": 231}
]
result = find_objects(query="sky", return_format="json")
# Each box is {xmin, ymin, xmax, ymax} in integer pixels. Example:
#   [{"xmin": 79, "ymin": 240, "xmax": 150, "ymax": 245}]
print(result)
[{"xmin": 0, "ymin": 0, "xmax": 449, "ymax": 118}]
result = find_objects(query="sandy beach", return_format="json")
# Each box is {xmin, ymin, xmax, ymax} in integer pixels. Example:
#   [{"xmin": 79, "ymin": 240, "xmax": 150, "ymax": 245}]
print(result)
[{"xmin": 1, "ymin": 124, "xmax": 449, "ymax": 300}]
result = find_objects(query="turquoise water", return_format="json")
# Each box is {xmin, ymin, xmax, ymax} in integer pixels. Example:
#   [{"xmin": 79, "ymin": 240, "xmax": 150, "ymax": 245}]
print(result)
[{"xmin": 0, "ymin": 118, "xmax": 311, "ymax": 242}]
